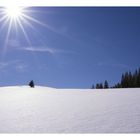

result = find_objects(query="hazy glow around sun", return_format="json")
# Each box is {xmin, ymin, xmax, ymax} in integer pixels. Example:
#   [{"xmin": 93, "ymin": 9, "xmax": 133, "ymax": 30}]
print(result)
[
  {"xmin": 0, "ymin": 6, "xmax": 52, "ymax": 55},
  {"xmin": 4, "ymin": 6, "xmax": 23, "ymax": 19}
]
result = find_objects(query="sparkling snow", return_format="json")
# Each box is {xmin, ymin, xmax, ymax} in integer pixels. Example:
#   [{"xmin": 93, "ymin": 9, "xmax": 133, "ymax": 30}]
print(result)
[{"xmin": 0, "ymin": 86, "xmax": 140, "ymax": 133}]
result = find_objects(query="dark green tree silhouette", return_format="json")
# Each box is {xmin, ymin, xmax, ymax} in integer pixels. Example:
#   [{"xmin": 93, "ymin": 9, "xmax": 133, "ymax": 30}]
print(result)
[
  {"xmin": 104, "ymin": 80, "xmax": 109, "ymax": 89},
  {"xmin": 29, "ymin": 80, "xmax": 35, "ymax": 88},
  {"xmin": 96, "ymin": 83, "xmax": 100, "ymax": 89},
  {"xmin": 99, "ymin": 83, "xmax": 103, "ymax": 89}
]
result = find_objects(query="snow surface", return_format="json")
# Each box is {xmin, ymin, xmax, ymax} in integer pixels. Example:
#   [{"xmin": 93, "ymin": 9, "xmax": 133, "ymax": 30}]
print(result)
[{"xmin": 0, "ymin": 86, "xmax": 140, "ymax": 133}]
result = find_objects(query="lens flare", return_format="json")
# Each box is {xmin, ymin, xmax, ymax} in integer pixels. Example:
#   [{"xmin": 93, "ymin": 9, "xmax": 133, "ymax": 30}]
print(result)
[{"xmin": 4, "ymin": 6, "xmax": 23, "ymax": 19}]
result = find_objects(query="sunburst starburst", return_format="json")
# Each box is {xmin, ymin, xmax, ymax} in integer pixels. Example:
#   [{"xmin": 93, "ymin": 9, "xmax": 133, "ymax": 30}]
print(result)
[
  {"xmin": 0, "ymin": 6, "xmax": 58, "ymax": 59},
  {"xmin": 4, "ymin": 6, "xmax": 23, "ymax": 19}
]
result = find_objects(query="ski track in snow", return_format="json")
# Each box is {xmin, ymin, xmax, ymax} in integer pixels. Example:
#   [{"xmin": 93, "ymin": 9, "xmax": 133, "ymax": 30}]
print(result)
[{"xmin": 0, "ymin": 86, "xmax": 140, "ymax": 133}]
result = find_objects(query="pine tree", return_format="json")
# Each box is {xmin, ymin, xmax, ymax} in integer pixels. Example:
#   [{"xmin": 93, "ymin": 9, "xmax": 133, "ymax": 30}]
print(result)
[
  {"xmin": 104, "ymin": 80, "xmax": 109, "ymax": 89},
  {"xmin": 121, "ymin": 74, "xmax": 125, "ymax": 88},
  {"xmin": 138, "ymin": 68, "xmax": 140, "ymax": 87},
  {"xmin": 133, "ymin": 70, "xmax": 138, "ymax": 87},
  {"xmin": 128, "ymin": 71, "xmax": 133, "ymax": 87},
  {"xmin": 99, "ymin": 83, "xmax": 103, "ymax": 89},
  {"xmin": 116, "ymin": 83, "xmax": 121, "ymax": 88},
  {"xmin": 29, "ymin": 80, "xmax": 35, "ymax": 88},
  {"xmin": 113, "ymin": 68, "xmax": 140, "ymax": 88},
  {"xmin": 96, "ymin": 83, "xmax": 100, "ymax": 89},
  {"xmin": 124, "ymin": 72, "xmax": 129, "ymax": 88},
  {"xmin": 92, "ymin": 67, "xmax": 140, "ymax": 89}
]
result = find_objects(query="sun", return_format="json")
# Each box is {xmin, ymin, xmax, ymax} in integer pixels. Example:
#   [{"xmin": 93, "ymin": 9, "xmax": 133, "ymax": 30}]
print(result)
[
  {"xmin": 4, "ymin": 6, "xmax": 23, "ymax": 19},
  {"xmin": 0, "ymin": 6, "xmax": 52, "ymax": 50}
]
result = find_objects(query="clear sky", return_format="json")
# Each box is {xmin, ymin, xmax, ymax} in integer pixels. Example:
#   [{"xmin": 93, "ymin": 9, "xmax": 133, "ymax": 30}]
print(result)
[{"xmin": 0, "ymin": 7, "xmax": 140, "ymax": 88}]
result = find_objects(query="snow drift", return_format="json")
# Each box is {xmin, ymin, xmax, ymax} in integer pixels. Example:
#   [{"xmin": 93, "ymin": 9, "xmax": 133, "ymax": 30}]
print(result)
[{"xmin": 0, "ymin": 86, "xmax": 140, "ymax": 133}]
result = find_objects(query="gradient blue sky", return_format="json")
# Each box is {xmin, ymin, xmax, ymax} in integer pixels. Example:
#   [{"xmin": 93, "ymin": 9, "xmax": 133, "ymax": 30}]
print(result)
[{"xmin": 0, "ymin": 7, "xmax": 140, "ymax": 88}]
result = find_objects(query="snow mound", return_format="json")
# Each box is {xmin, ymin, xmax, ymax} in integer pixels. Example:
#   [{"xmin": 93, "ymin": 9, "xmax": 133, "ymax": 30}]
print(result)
[{"xmin": 0, "ymin": 86, "xmax": 140, "ymax": 133}]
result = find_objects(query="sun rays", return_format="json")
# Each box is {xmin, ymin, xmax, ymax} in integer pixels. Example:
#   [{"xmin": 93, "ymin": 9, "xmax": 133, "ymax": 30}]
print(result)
[
  {"xmin": 4, "ymin": 6, "xmax": 23, "ymax": 19},
  {"xmin": 0, "ymin": 6, "xmax": 68, "ymax": 71},
  {"xmin": 0, "ymin": 7, "xmax": 38, "ymax": 42},
  {"xmin": 0, "ymin": 6, "xmax": 51, "ymax": 60},
  {"xmin": 0, "ymin": 6, "xmax": 70, "ymax": 57}
]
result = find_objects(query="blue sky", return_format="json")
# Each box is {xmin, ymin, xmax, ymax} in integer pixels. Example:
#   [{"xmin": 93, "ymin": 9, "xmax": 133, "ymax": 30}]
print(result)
[{"xmin": 0, "ymin": 7, "xmax": 140, "ymax": 88}]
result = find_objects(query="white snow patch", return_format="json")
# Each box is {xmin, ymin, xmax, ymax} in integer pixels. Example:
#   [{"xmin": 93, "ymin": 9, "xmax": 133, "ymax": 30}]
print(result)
[{"xmin": 0, "ymin": 86, "xmax": 140, "ymax": 133}]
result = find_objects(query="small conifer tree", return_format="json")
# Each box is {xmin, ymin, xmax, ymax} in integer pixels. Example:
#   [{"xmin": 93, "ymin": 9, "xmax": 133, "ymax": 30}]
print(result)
[
  {"xmin": 104, "ymin": 80, "xmax": 109, "ymax": 89},
  {"xmin": 29, "ymin": 80, "xmax": 35, "ymax": 88}
]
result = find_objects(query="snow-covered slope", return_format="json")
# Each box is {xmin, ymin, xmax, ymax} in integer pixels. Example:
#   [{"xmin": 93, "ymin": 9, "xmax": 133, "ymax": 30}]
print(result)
[{"xmin": 0, "ymin": 86, "xmax": 140, "ymax": 133}]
